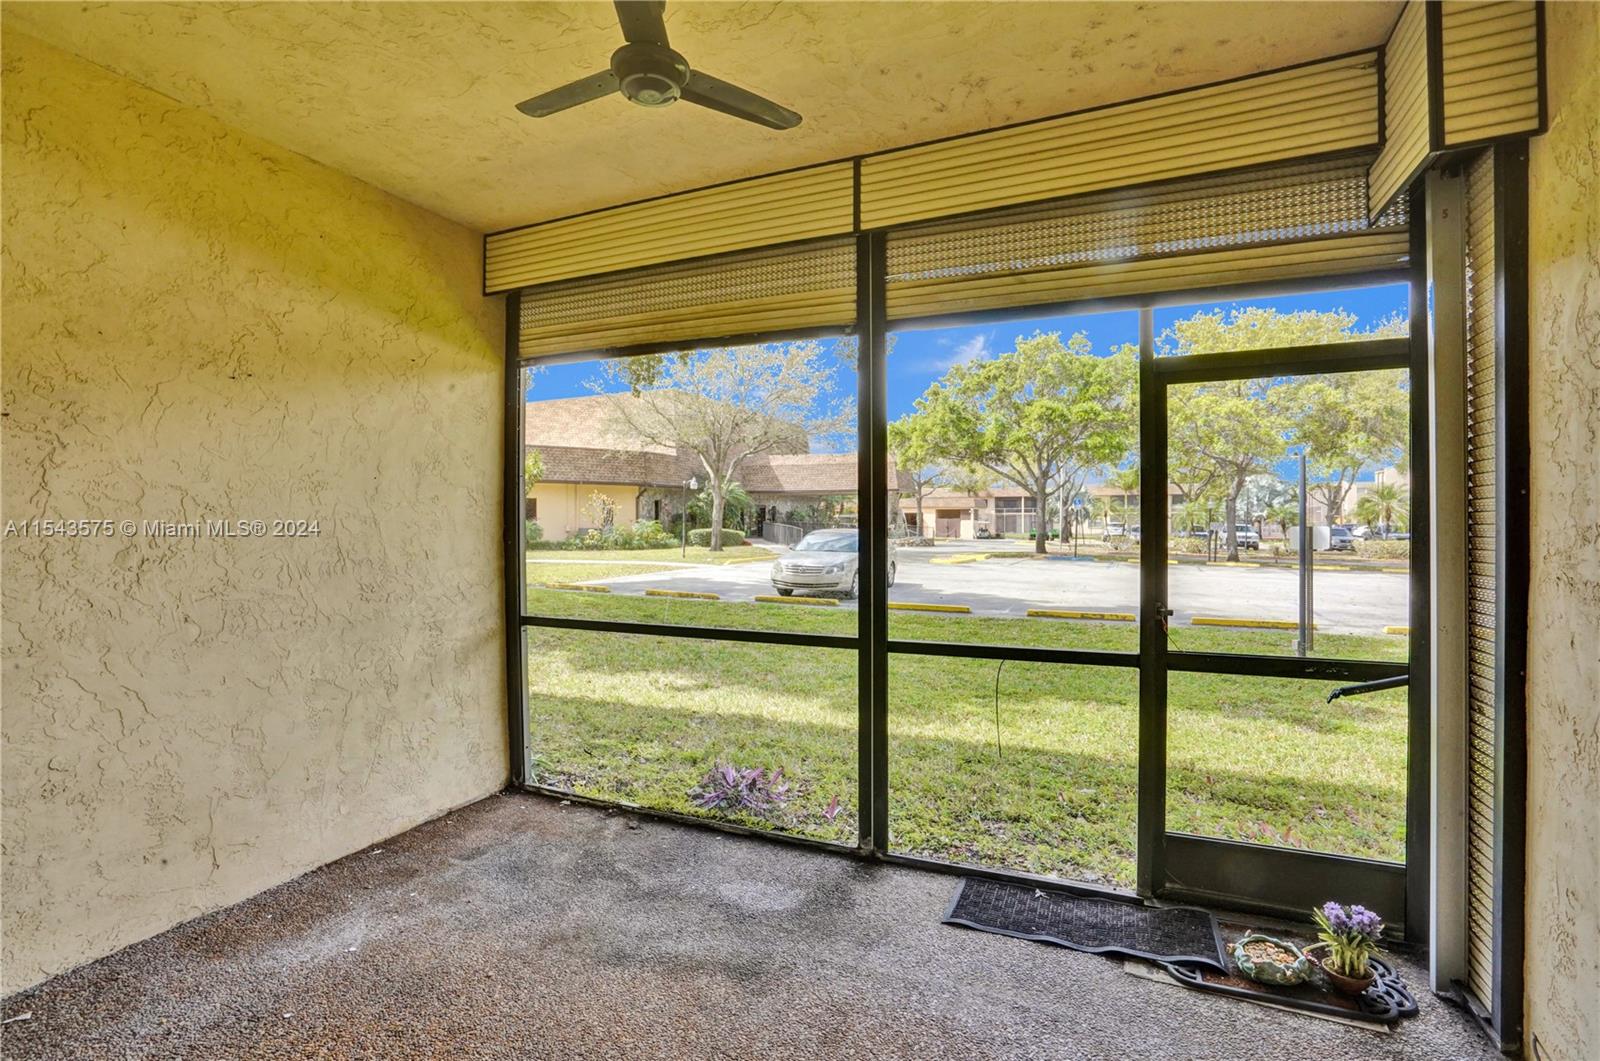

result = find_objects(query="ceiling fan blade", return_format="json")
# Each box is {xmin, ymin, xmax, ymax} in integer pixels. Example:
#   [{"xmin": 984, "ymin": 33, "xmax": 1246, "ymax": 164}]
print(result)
[
  {"xmin": 515, "ymin": 70, "xmax": 620, "ymax": 117},
  {"xmin": 680, "ymin": 70, "xmax": 802, "ymax": 130},
  {"xmin": 614, "ymin": 0, "xmax": 669, "ymax": 46}
]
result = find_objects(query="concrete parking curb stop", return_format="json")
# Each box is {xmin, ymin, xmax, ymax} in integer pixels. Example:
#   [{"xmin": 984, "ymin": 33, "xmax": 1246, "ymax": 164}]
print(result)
[
  {"xmin": 1384, "ymin": 625, "xmax": 1410, "ymax": 635},
  {"xmin": 1026, "ymin": 609, "xmax": 1136, "ymax": 622},
  {"xmin": 545, "ymin": 583, "xmax": 612, "ymax": 593},
  {"xmin": 645, "ymin": 589, "xmax": 721, "ymax": 600},
  {"xmin": 887, "ymin": 602, "xmax": 971, "ymax": 613},
  {"xmin": 1191, "ymin": 616, "xmax": 1314, "ymax": 630},
  {"xmin": 929, "ymin": 553, "xmax": 988, "ymax": 565},
  {"xmin": 754, "ymin": 594, "xmax": 838, "ymax": 606}
]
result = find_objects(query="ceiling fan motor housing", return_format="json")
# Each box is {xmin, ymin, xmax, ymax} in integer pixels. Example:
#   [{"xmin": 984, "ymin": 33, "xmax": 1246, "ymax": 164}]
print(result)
[{"xmin": 611, "ymin": 43, "xmax": 689, "ymax": 107}]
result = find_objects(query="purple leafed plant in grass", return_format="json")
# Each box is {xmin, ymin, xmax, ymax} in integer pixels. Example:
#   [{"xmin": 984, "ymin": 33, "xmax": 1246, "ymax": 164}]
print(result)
[{"xmin": 688, "ymin": 763, "xmax": 791, "ymax": 815}]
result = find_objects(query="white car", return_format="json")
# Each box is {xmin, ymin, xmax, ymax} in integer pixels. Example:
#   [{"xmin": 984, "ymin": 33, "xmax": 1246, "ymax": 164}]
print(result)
[{"xmin": 770, "ymin": 529, "xmax": 896, "ymax": 599}]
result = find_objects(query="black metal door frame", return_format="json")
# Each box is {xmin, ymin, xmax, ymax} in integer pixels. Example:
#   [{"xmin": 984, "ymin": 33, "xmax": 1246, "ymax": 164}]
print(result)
[{"xmin": 1136, "ymin": 317, "xmax": 1420, "ymax": 931}]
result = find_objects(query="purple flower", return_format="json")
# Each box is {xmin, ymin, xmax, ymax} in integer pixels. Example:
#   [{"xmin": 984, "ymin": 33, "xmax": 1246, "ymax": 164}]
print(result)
[{"xmin": 688, "ymin": 762, "xmax": 791, "ymax": 816}]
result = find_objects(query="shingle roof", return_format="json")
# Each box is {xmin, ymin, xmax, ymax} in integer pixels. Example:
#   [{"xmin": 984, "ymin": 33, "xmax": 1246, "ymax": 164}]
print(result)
[{"xmin": 525, "ymin": 395, "xmax": 910, "ymax": 496}]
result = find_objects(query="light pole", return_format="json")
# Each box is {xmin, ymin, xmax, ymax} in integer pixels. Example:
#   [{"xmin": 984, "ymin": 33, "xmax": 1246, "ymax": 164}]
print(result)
[
  {"xmin": 1296, "ymin": 447, "xmax": 1313, "ymax": 656},
  {"xmin": 681, "ymin": 474, "xmax": 699, "ymax": 558}
]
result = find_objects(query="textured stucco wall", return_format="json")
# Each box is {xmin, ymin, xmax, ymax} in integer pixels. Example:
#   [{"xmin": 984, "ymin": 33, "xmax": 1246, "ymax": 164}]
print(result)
[
  {"xmin": 1, "ymin": 33, "xmax": 507, "ymax": 993},
  {"xmin": 1524, "ymin": 2, "xmax": 1600, "ymax": 1057}
]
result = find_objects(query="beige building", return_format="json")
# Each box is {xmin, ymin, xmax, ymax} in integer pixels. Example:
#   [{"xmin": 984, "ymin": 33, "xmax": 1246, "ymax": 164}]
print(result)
[{"xmin": 526, "ymin": 394, "xmax": 907, "ymax": 540}]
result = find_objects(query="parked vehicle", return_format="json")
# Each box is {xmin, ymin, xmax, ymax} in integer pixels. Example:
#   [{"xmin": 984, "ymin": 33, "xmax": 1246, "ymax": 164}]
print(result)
[
  {"xmin": 1232, "ymin": 524, "xmax": 1261, "ymax": 550},
  {"xmin": 770, "ymin": 529, "xmax": 896, "ymax": 599},
  {"xmin": 1327, "ymin": 525, "xmax": 1357, "ymax": 551},
  {"xmin": 1103, "ymin": 521, "xmax": 1126, "ymax": 540}
]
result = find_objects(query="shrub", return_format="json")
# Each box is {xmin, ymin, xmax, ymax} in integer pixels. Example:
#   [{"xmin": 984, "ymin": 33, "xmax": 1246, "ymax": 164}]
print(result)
[
  {"xmin": 524, "ymin": 519, "xmax": 544, "ymax": 544},
  {"xmin": 1355, "ymin": 539, "xmax": 1410, "ymax": 561},
  {"xmin": 687, "ymin": 527, "xmax": 747, "ymax": 548},
  {"xmin": 607, "ymin": 519, "xmax": 675, "ymax": 549},
  {"xmin": 1169, "ymin": 536, "xmax": 1211, "ymax": 554},
  {"xmin": 689, "ymin": 763, "xmax": 791, "ymax": 815}
]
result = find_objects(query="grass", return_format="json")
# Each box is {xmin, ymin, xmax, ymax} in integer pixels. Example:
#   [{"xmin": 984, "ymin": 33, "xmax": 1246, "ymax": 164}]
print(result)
[
  {"xmin": 528, "ymin": 545, "xmax": 772, "ymax": 565},
  {"xmin": 524, "ymin": 589, "xmax": 1408, "ymax": 888},
  {"xmin": 526, "ymin": 562, "xmax": 676, "ymax": 585}
]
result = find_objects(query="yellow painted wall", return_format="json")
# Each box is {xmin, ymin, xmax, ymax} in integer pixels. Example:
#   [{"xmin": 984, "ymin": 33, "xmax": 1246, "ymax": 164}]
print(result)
[
  {"xmin": 1525, "ymin": 2, "xmax": 1600, "ymax": 1056},
  {"xmin": 0, "ymin": 33, "xmax": 506, "ymax": 992},
  {"xmin": 529, "ymin": 483, "xmax": 644, "ymax": 540}
]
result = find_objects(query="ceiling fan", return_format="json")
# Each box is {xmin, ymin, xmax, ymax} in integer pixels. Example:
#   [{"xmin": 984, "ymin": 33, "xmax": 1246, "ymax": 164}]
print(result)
[{"xmin": 515, "ymin": 1, "xmax": 802, "ymax": 130}]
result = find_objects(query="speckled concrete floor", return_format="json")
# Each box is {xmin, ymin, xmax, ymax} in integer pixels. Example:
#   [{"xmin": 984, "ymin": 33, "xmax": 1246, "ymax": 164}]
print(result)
[{"xmin": 2, "ymin": 791, "xmax": 1497, "ymax": 1060}]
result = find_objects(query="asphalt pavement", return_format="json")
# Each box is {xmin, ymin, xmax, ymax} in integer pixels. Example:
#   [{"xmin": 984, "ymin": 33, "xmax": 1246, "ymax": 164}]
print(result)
[{"xmin": 541, "ymin": 539, "xmax": 1409, "ymax": 635}]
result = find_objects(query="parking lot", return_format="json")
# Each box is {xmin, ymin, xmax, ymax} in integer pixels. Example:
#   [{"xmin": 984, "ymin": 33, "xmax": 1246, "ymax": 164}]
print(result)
[{"xmin": 530, "ymin": 538, "xmax": 1409, "ymax": 635}]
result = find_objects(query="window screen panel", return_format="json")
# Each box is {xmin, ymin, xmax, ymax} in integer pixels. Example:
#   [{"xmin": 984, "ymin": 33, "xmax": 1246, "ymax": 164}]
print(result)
[
  {"xmin": 885, "ymin": 158, "xmax": 1408, "ymax": 322},
  {"xmin": 518, "ymin": 238, "xmax": 855, "ymax": 358}
]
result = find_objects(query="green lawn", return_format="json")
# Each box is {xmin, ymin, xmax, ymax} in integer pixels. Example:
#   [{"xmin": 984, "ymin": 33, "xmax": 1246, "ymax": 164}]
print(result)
[
  {"xmin": 526, "ymin": 562, "xmax": 677, "ymax": 585},
  {"xmin": 527, "ymin": 545, "xmax": 773, "ymax": 565},
  {"xmin": 524, "ymin": 589, "xmax": 1408, "ymax": 888}
]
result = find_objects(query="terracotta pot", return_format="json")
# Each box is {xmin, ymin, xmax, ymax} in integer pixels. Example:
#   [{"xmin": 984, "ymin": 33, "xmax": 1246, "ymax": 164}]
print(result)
[{"xmin": 1305, "ymin": 942, "xmax": 1377, "ymax": 996}]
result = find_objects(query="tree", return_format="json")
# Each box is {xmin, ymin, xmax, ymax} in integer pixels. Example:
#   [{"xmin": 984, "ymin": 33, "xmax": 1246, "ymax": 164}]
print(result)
[
  {"xmin": 1162, "ymin": 307, "xmax": 1405, "ymax": 561},
  {"xmin": 1169, "ymin": 378, "xmax": 1288, "ymax": 559},
  {"xmin": 1354, "ymin": 481, "xmax": 1409, "ymax": 535},
  {"xmin": 595, "ymin": 342, "xmax": 851, "ymax": 551},
  {"xmin": 1265, "ymin": 499, "xmax": 1300, "ymax": 542},
  {"xmin": 887, "ymin": 412, "xmax": 945, "ymax": 538},
  {"xmin": 1286, "ymin": 369, "xmax": 1409, "ymax": 520},
  {"xmin": 912, "ymin": 331, "xmax": 1137, "ymax": 554}
]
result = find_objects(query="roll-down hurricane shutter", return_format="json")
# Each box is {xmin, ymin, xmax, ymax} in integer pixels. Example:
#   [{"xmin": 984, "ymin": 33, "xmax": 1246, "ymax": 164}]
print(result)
[
  {"xmin": 485, "ymin": 162, "xmax": 854, "ymax": 294},
  {"xmin": 884, "ymin": 157, "xmax": 1408, "ymax": 323},
  {"xmin": 1440, "ymin": 2, "xmax": 1543, "ymax": 147},
  {"xmin": 1369, "ymin": 1, "xmax": 1432, "ymax": 219},
  {"xmin": 516, "ymin": 238, "xmax": 856, "ymax": 358},
  {"xmin": 860, "ymin": 51, "xmax": 1381, "ymax": 230},
  {"xmin": 1462, "ymin": 148, "xmax": 1498, "ymax": 1012}
]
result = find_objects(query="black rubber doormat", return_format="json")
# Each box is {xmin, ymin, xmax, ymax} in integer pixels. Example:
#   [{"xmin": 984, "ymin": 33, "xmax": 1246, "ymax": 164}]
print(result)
[{"xmin": 942, "ymin": 877, "xmax": 1226, "ymax": 971}]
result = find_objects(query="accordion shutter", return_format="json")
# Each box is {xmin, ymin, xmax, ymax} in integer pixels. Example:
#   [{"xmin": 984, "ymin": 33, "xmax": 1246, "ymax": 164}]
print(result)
[
  {"xmin": 485, "ymin": 162, "xmax": 854, "ymax": 294},
  {"xmin": 1462, "ymin": 149, "xmax": 1498, "ymax": 1014},
  {"xmin": 885, "ymin": 158, "xmax": 1408, "ymax": 323},
  {"xmin": 1440, "ymin": 2, "xmax": 1542, "ymax": 146},
  {"xmin": 859, "ymin": 52, "xmax": 1381, "ymax": 230},
  {"xmin": 1369, "ymin": 2, "xmax": 1433, "ymax": 218},
  {"xmin": 517, "ymin": 238, "xmax": 855, "ymax": 358}
]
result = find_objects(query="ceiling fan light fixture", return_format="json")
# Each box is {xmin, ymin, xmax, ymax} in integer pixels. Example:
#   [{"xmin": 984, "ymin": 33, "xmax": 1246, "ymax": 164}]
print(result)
[{"xmin": 513, "ymin": 0, "xmax": 802, "ymax": 130}]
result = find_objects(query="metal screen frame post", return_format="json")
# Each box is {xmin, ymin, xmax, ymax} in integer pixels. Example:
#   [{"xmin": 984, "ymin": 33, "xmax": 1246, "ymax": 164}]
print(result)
[
  {"xmin": 1135, "ymin": 307, "xmax": 1167, "ymax": 897},
  {"xmin": 1405, "ymin": 184, "xmax": 1434, "ymax": 944},
  {"xmin": 1483, "ymin": 137, "xmax": 1530, "ymax": 1052},
  {"xmin": 504, "ymin": 291, "xmax": 530, "ymax": 786},
  {"xmin": 856, "ymin": 231, "xmax": 890, "ymax": 855}
]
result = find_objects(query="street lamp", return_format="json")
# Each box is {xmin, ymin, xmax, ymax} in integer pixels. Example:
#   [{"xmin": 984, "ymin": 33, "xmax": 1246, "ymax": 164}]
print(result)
[{"xmin": 681, "ymin": 474, "xmax": 699, "ymax": 557}]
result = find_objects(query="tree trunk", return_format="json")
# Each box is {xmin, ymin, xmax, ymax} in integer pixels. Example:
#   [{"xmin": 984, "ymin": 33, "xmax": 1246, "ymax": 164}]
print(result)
[
  {"xmin": 1224, "ymin": 477, "xmax": 1243, "ymax": 562},
  {"xmin": 709, "ymin": 485, "xmax": 726, "ymax": 552},
  {"xmin": 1034, "ymin": 484, "xmax": 1049, "ymax": 554},
  {"xmin": 915, "ymin": 489, "xmax": 926, "ymax": 540}
]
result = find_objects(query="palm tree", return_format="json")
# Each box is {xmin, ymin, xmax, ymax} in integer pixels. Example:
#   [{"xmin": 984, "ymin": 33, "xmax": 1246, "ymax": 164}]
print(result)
[
  {"xmin": 1355, "ymin": 481, "xmax": 1408, "ymax": 535},
  {"xmin": 1265, "ymin": 501, "xmax": 1299, "ymax": 542}
]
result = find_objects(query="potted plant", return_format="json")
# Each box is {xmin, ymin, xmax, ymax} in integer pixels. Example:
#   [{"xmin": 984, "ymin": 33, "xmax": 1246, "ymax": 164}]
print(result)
[{"xmin": 1306, "ymin": 901, "xmax": 1385, "ymax": 995}]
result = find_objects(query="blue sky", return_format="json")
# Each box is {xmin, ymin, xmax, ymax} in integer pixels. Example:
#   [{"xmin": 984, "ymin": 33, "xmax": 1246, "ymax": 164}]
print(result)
[{"xmin": 526, "ymin": 281, "xmax": 1410, "ymax": 426}]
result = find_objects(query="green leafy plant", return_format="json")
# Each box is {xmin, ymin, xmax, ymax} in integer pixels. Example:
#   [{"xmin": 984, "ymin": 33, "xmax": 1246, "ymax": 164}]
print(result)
[
  {"xmin": 687, "ymin": 527, "xmax": 747, "ymax": 548},
  {"xmin": 525, "ymin": 519, "xmax": 544, "ymax": 544},
  {"xmin": 1312, "ymin": 901, "xmax": 1385, "ymax": 978}
]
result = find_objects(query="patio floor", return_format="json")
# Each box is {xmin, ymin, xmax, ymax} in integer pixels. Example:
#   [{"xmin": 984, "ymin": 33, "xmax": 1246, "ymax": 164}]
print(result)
[{"xmin": 1, "ymin": 792, "xmax": 1496, "ymax": 1059}]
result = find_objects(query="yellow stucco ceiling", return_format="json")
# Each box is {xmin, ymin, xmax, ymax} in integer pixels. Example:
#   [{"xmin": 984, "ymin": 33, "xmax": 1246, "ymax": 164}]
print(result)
[{"xmin": 4, "ymin": 1, "xmax": 1401, "ymax": 233}]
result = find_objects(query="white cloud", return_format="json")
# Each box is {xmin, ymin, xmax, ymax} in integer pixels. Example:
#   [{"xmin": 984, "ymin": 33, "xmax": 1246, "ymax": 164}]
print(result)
[{"xmin": 921, "ymin": 331, "xmax": 993, "ymax": 371}]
